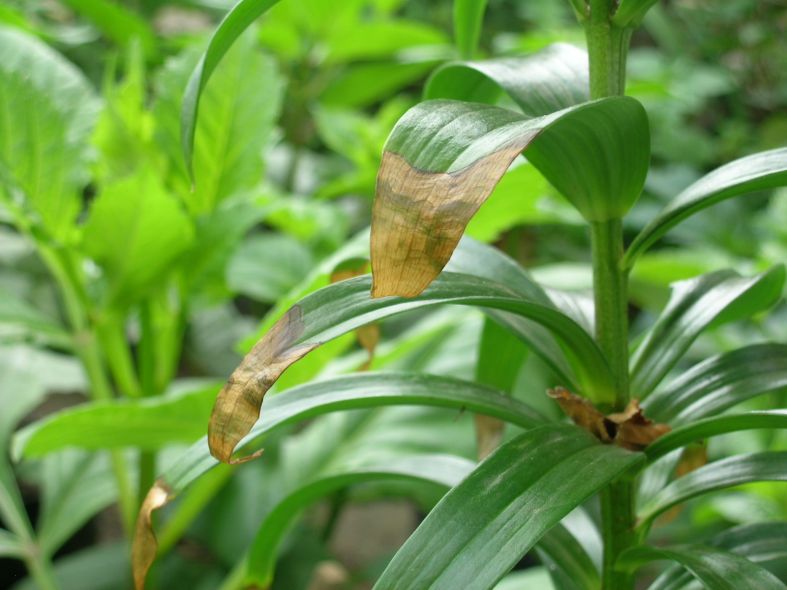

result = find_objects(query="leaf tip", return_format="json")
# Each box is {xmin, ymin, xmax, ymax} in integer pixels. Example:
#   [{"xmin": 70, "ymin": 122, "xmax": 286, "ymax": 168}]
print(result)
[{"xmin": 132, "ymin": 481, "xmax": 173, "ymax": 590}]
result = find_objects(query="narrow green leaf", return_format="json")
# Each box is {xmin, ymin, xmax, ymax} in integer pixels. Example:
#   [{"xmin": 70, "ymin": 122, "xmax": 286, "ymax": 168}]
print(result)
[
  {"xmin": 645, "ymin": 411, "xmax": 787, "ymax": 462},
  {"xmin": 181, "ymin": 0, "xmax": 282, "ymax": 174},
  {"xmin": 631, "ymin": 266, "xmax": 785, "ymax": 398},
  {"xmin": 0, "ymin": 528, "xmax": 23, "ymax": 558},
  {"xmin": 0, "ymin": 26, "xmax": 98, "ymax": 239},
  {"xmin": 645, "ymin": 343, "xmax": 787, "ymax": 423},
  {"xmin": 453, "ymin": 0, "xmax": 488, "ymax": 59},
  {"xmin": 536, "ymin": 523, "xmax": 601, "ymax": 590},
  {"xmin": 612, "ymin": 0, "xmax": 660, "ymax": 27},
  {"xmin": 649, "ymin": 522, "xmax": 787, "ymax": 590},
  {"xmin": 372, "ymin": 97, "xmax": 649, "ymax": 299},
  {"xmin": 12, "ymin": 386, "xmax": 219, "ymax": 459},
  {"xmin": 638, "ymin": 451, "xmax": 787, "ymax": 526},
  {"xmin": 426, "ymin": 43, "xmax": 588, "ymax": 115},
  {"xmin": 625, "ymin": 148, "xmax": 787, "ymax": 269},
  {"xmin": 81, "ymin": 168, "xmax": 194, "ymax": 306},
  {"xmin": 618, "ymin": 544, "xmax": 786, "ymax": 590},
  {"xmin": 0, "ymin": 288, "xmax": 70, "ymax": 348},
  {"xmin": 209, "ymin": 272, "xmax": 612, "ymax": 462},
  {"xmin": 374, "ymin": 424, "xmax": 643, "ymax": 589},
  {"xmin": 243, "ymin": 454, "xmax": 474, "ymax": 587}
]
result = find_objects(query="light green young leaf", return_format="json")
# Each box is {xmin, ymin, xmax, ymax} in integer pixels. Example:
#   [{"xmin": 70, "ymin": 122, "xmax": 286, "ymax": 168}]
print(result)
[
  {"xmin": 374, "ymin": 424, "xmax": 643, "ymax": 589},
  {"xmin": 631, "ymin": 266, "xmax": 785, "ymax": 398},
  {"xmin": 0, "ymin": 26, "xmax": 98, "ymax": 239},
  {"xmin": 453, "ymin": 0, "xmax": 488, "ymax": 58},
  {"xmin": 426, "ymin": 43, "xmax": 588, "ymax": 115},
  {"xmin": 618, "ymin": 545, "xmax": 786, "ymax": 590},
  {"xmin": 59, "ymin": 0, "xmax": 157, "ymax": 57},
  {"xmin": 81, "ymin": 168, "xmax": 194, "ymax": 306},
  {"xmin": 180, "ymin": 0, "xmax": 282, "ymax": 174}
]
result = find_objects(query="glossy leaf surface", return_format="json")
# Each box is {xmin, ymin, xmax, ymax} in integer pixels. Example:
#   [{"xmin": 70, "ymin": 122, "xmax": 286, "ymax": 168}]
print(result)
[{"xmin": 374, "ymin": 424, "xmax": 643, "ymax": 589}]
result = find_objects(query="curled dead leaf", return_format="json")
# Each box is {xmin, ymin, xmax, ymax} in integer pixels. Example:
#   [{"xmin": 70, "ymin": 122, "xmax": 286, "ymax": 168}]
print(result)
[
  {"xmin": 208, "ymin": 306, "xmax": 317, "ymax": 463},
  {"xmin": 371, "ymin": 144, "xmax": 533, "ymax": 298},
  {"xmin": 548, "ymin": 387, "xmax": 670, "ymax": 451},
  {"xmin": 132, "ymin": 481, "xmax": 172, "ymax": 590}
]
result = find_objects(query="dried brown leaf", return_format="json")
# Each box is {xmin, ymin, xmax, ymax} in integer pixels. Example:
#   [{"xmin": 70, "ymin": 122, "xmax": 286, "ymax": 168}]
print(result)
[
  {"xmin": 474, "ymin": 414, "xmax": 504, "ymax": 460},
  {"xmin": 208, "ymin": 306, "xmax": 317, "ymax": 463},
  {"xmin": 371, "ymin": 144, "xmax": 534, "ymax": 298},
  {"xmin": 548, "ymin": 387, "xmax": 670, "ymax": 450},
  {"xmin": 132, "ymin": 481, "xmax": 172, "ymax": 590}
]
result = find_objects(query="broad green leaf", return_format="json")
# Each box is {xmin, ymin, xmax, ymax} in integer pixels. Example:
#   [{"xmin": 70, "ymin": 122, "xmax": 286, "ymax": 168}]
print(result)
[
  {"xmin": 0, "ymin": 26, "xmax": 98, "ymax": 239},
  {"xmin": 649, "ymin": 522, "xmax": 787, "ymax": 590},
  {"xmin": 132, "ymin": 372, "xmax": 545, "ymax": 586},
  {"xmin": 625, "ymin": 148, "xmax": 787, "ymax": 269},
  {"xmin": 13, "ymin": 385, "xmax": 219, "ymax": 459},
  {"xmin": 181, "ymin": 0, "xmax": 282, "ymax": 174},
  {"xmin": 371, "ymin": 97, "xmax": 649, "ymax": 298},
  {"xmin": 226, "ymin": 233, "xmax": 314, "ymax": 303},
  {"xmin": 157, "ymin": 35, "xmax": 284, "ymax": 214},
  {"xmin": 638, "ymin": 451, "xmax": 787, "ymax": 526},
  {"xmin": 618, "ymin": 545, "xmax": 786, "ymax": 590},
  {"xmin": 321, "ymin": 61, "xmax": 441, "ymax": 108},
  {"xmin": 59, "ymin": 0, "xmax": 156, "ymax": 57},
  {"xmin": 374, "ymin": 424, "xmax": 643, "ymax": 589},
  {"xmin": 630, "ymin": 266, "xmax": 785, "ymax": 398},
  {"xmin": 81, "ymin": 168, "xmax": 194, "ymax": 306},
  {"xmin": 645, "ymin": 343, "xmax": 787, "ymax": 423},
  {"xmin": 242, "ymin": 454, "xmax": 474, "ymax": 588},
  {"xmin": 453, "ymin": 0, "xmax": 488, "ymax": 58},
  {"xmin": 209, "ymin": 272, "xmax": 612, "ymax": 462},
  {"xmin": 426, "ymin": 43, "xmax": 588, "ymax": 115},
  {"xmin": 645, "ymin": 411, "xmax": 787, "ymax": 462},
  {"xmin": 37, "ymin": 451, "xmax": 118, "ymax": 555}
]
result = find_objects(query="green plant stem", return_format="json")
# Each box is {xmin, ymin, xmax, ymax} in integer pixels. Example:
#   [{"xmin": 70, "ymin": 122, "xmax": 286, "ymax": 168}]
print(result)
[
  {"xmin": 24, "ymin": 548, "xmax": 59, "ymax": 590},
  {"xmin": 586, "ymin": 0, "xmax": 631, "ymax": 99},
  {"xmin": 599, "ymin": 479, "xmax": 637, "ymax": 589}
]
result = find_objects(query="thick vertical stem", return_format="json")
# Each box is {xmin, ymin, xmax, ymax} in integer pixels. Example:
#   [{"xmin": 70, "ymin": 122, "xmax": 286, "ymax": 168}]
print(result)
[{"xmin": 586, "ymin": 0, "xmax": 631, "ymax": 99}]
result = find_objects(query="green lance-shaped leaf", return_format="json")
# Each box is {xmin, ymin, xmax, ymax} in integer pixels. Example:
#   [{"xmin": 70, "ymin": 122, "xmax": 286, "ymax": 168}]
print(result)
[
  {"xmin": 13, "ymin": 385, "xmax": 219, "ymax": 459},
  {"xmin": 208, "ymin": 273, "xmax": 612, "ymax": 463},
  {"xmin": 645, "ymin": 410, "xmax": 787, "ymax": 462},
  {"xmin": 371, "ymin": 97, "xmax": 649, "ymax": 298},
  {"xmin": 426, "ymin": 43, "xmax": 588, "ymax": 116},
  {"xmin": 618, "ymin": 545, "xmax": 786, "ymax": 590},
  {"xmin": 624, "ymin": 147, "xmax": 787, "ymax": 270},
  {"xmin": 649, "ymin": 522, "xmax": 787, "ymax": 590},
  {"xmin": 638, "ymin": 451, "xmax": 787, "ymax": 526},
  {"xmin": 0, "ymin": 26, "xmax": 98, "ymax": 239},
  {"xmin": 242, "ymin": 453, "xmax": 474, "ymax": 588},
  {"xmin": 374, "ymin": 424, "xmax": 643, "ymax": 590},
  {"xmin": 630, "ymin": 266, "xmax": 785, "ymax": 398},
  {"xmin": 453, "ymin": 0, "xmax": 488, "ymax": 59},
  {"xmin": 131, "ymin": 372, "xmax": 546, "ymax": 589},
  {"xmin": 645, "ymin": 343, "xmax": 787, "ymax": 423},
  {"xmin": 536, "ymin": 523, "xmax": 601, "ymax": 590},
  {"xmin": 181, "ymin": 0, "xmax": 282, "ymax": 175}
]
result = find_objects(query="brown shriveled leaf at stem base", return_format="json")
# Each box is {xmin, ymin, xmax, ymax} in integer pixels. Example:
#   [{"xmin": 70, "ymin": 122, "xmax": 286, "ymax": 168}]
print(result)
[
  {"xmin": 548, "ymin": 387, "xmax": 670, "ymax": 451},
  {"xmin": 208, "ymin": 306, "xmax": 317, "ymax": 463},
  {"xmin": 132, "ymin": 481, "xmax": 172, "ymax": 590}
]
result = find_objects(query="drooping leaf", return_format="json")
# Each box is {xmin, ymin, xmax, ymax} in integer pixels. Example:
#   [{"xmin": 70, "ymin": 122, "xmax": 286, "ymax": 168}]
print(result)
[
  {"xmin": 371, "ymin": 97, "xmax": 649, "ymax": 298},
  {"xmin": 12, "ymin": 385, "xmax": 219, "ymax": 459},
  {"xmin": 209, "ymin": 273, "xmax": 612, "ymax": 462},
  {"xmin": 645, "ymin": 411, "xmax": 787, "ymax": 462},
  {"xmin": 453, "ymin": 0, "xmax": 488, "ymax": 59},
  {"xmin": 374, "ymin": 424, "xmax": 644, "ymax": 589},
  {"xmin": 638, "ymin": 451, "xmax": 787, "ymax": 526},
  {"xmin": 645, "ymin": 343, "xmax": 787, "ymax": 423},
  {"xmin": 649, "ymin": 522, "xmax": 787, "ymax": 590},
  {"xmin": 180, "ymin": 0, "xmax": 282, "ymax": 174},
  {"xmin": 242, "ymin": 454, "xmax": 474, "ymax": 588},
  {"xmin": 630, "ymin": 266, "xmax": 785, "ymax": 398},
  {"xmin": 0, "ymin": 26, "xmax": 98, "ymax": 239},
  {"xmin": 81, "ymin": 168, "xmax": 194, "ymax": 306},
  {"xmin": 426, "ymin": 43, "xmax": 588, "ymax": 115},
  {"xmin": 624, "ymin": 148, "xmax": 787, "ymax": 269},
  {"xmin": 617, "ymin": 544, "xmax": 786, "ymax": 590},
  {"xmin": 131, "ymin": 372, "xmax": 546, "ymax": 587}
]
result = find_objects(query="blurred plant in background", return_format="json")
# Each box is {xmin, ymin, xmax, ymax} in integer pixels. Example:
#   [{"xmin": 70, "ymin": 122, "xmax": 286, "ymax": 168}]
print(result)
[{"xmin": 0, "ymin": 0, "xmax": 785, "ymax": 589}]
